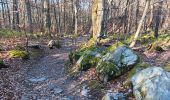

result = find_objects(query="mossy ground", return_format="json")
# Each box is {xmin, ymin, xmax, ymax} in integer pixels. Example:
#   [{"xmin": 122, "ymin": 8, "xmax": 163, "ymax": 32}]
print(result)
[
  {"xmin": 9, "ymin": 50, "xmax": 29, "ymax": 59},
  {"xmin": 0, "ymin": 29, "xmax": 23, "ymax": 37}
]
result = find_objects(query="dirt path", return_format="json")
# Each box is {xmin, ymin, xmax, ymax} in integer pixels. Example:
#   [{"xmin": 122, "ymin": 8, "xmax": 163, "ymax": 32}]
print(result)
[
  {"xmin": 0, "ymin": 36, "xmax": 90, "ymax": 100},
  {"xmin": 21, "ymin": 36, "xmax": 89, "ymax": 100}
]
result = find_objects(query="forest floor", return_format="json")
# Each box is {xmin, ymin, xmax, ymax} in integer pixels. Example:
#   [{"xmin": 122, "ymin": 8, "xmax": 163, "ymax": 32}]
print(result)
[
  {"xmin": 0, "ymin": 36, "xmax": 94, "ymax": 100},
  {"xmin": 0, "ymin": 35, "xmax": 170, "ymax": 100}
]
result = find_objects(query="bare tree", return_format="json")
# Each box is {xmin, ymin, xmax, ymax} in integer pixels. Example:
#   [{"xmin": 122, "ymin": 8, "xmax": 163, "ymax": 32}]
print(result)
[
  {"xmin": 130, "ymin": 0, "xmax": 150, "ymax": 48},
  {"xmin": 25, "ymin": 0, "xmax": 33, "ymax": 33},
  {"xmin": 154, "ymin": 1, "xmax": 163, "ymax": 38},
  {"xmin": 43, "ymin": 0, "xmax": 51, "ymax": 38},
  {"xmin": 13, "ymin": 0, "xmax": 20, "ymax": 31}
]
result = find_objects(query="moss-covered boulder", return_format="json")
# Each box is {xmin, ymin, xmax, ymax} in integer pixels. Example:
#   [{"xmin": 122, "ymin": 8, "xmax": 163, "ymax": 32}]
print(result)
[
  {"xmin": 76, "ymin": 46, "xmax": 105, "ymax": 71},
  {"xmin": 69, "ymin": 50, "xmax": 85, "ymax": 64},
  {"xmin": 96, "ymin": 46, "xmax": 139, "ymax": 82},
  {"xmin": 9, "ymin": 50, "xmax": 29, "ymax": 59}
]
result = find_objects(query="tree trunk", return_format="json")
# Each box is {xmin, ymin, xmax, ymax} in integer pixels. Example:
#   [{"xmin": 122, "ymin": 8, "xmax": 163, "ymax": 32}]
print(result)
[
  {"xmin": 154, "ymin": 1, "xmax": 163, "ymax": 38},
  {"xmin": 44, "ymin": 0, "xmax": 51, "ymax": 38},
  {"xmin": 74, "ymin": 0, "xmax": 78, "ymax": 35},
  {"xmin": 25, "ymin": 0, "xmax": 33, "ymax": 33},
  {"xmin": 13, "ymin": 0, "xmax": 20, "ymax": 31},
  {"xmin": 92, "ymin": 0, "xmax": 106, "ymax": 41},
  {"xmin": 130, "ymin": 0, "xmax": 150, "ymax": 48}
]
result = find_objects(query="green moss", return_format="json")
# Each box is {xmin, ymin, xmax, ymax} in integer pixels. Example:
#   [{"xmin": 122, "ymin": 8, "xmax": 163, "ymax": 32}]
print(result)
[
  {"xmin": 103, "ymin": 42, "xmax": 125, "ymax": 54},
  {"xmin": 147, "ymin": 43, "xmax": 164, "ymax": 52},
  {"xmin": 9, "ymin": 50, "xmax": 29, "ymax": 59},
  {"xmin": 69, "ymin": 51, "xmax": 84, "ymax": 64},
  {"xmin": 78, "ymin": 53, "xmax": 101, "ymax": 71},
  {"xmin": 78, "ymin": 38, "xmax": 95, "ymax": 51},
  {"xmin": 96, "ymin": 60, "xmax": 117, "ymax": 79},
  {"xmin": 79, "ymin": 54, "xmax": 93, "ymax": 71},
  {"xmin": 0, "ymin": 29, "xmax": 23, "ymax": 37},
  {"xmin": 164, "ymin": 61, "xmax": 170, "ymax": 72},
  {"xmin": 139, "ymin": 34, "xmax": 155, "ymax": 44}
]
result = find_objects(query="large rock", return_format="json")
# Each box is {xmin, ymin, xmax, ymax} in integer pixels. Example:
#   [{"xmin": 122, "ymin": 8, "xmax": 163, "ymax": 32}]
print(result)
[
  {"xmin": 76, "ymin": 46, "xmax": 105, "ymax": 71},
  {"xmin": 48, "ymin": 40, "xmax": 61, "ymax": 49},
  {"xmin": 96, "ymin": 46, "xmax": 138, "ymax": 82},
  {"xmin": 131, "ymin": 67, "xmax": 170, "ymax": 100}
]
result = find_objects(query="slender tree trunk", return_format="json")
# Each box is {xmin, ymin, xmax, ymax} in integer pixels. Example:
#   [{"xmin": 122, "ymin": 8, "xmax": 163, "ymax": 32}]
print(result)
[
  {"xmin": 25, "ymin": 0, "xmax": 33, "ymax": 33},
  {"xmin": 148, "ymin": 0, "xmax": 154, "ymax": 29},
  {"xmin": 154, "ymin": 1, "xmax": 163, "ymax": 38},
  {"xmin": 43, "ymin": 0, "xmax": 51, "ymax": 38},
  {"xmin": 130, "ymin": 0, "xmax": 150, "ymax": 47},
  {"xmin": 135, "ymin": 0, "xmax": 139, "ymax": 31},
  {"xmin": 1, "ymin": 0, "xmax": 5, "ymax": 28},
  {"xmin": 57, "ymin": 0, "xmax": 61, "ymax": 36},
  {"xmin": 74, "ymin": 0, "xmax": 78, "ymax": 35},
  {"xmin": 13, "ymin": 0, "xmax": 20, "ymax": 31},
  {"xmin": 6, "ymin": 0, "xmax": 11, "ymax": 28}
]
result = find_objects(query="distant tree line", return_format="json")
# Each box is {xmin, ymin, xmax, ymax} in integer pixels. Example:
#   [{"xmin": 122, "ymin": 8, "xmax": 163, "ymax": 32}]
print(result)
[{"xmin": 0, "ymin": 0, "xmax": 169, "ymax": 44}]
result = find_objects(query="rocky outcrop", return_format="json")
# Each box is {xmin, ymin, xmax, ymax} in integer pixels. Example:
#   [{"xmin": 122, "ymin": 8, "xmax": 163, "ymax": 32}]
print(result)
[
  {"xmin": 96, "ymin": 46, "xmax": 139, "ymax": 82},
  {"xmin": 131, "ymin": 67, "xmax": 170, "ymax": 100}
]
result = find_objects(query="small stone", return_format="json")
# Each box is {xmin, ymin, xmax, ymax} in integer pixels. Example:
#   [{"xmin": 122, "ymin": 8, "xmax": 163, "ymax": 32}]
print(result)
[
  {"xmin": 21, "ymin": 95, "xmax": 29, "ymax": 100},
  {"xmin": 81, "ymin": 86, "xmax": 89, "ymax": 97},
  {"xmin": 53, "ymin": 88, "xmax": 63, "ymax": 95},
  {"xmin": 48, "ymin": 84, "xmax": 56, "ymax": 90},
  {"xmin": 28, "ymin": 77, "xmax": 46, "ymax": 83}
]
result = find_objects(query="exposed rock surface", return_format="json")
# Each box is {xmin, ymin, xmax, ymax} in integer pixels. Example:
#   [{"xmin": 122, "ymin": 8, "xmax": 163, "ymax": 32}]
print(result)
[
  {"xmin": 131, "ymin": 67, "xmax": 170, "ymax": 100},
  {"xmin": 96, "ymin": 46, "xmax": 138, "ymax": 82}
]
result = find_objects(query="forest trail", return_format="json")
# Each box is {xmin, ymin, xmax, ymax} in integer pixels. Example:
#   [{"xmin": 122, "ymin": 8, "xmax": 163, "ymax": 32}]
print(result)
[{"xmin": 21, "ymin": 36, "xmax": 89, "ymax": 100}]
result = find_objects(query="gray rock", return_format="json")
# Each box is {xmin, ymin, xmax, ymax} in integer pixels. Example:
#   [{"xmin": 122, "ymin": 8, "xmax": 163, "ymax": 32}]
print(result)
[
  {"xmin": 48, "ymin": 83, "xmax": 57, "ymax": 90},
  {"xmin": 59, "ymin": 97, "xmax": 71, "ymax": 100},
  {"xmin": 96, "ymin": 46, "xmax": 138, "ymax": 82},
  {"xmin": 81, "ymin": 86, "xmax": 89, "ymax": 97},
  {"xmin": 131, "ymin": 67, "xmax": 170, "ymax": 100},
  {"xmin": 28, "ymin": 42, "xmax": 41, "ymax": 49},
  {"xmin": 48, "ymin": 40, "xmax": 55, "ymax": 49},
  {"xmin": 53, "ymin": 87, "xmax": 63, "ymax": 95},
  {"xmin": 102, "ymin": 91, "xmax": 125, "ymax": 100},
  {"xmin": 21, "ymin": 95, "xmax": 29, "ymax": 100},
  {"xmin": 28, "ymin": 77, "xmax": 46, "ymax": 83}
]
